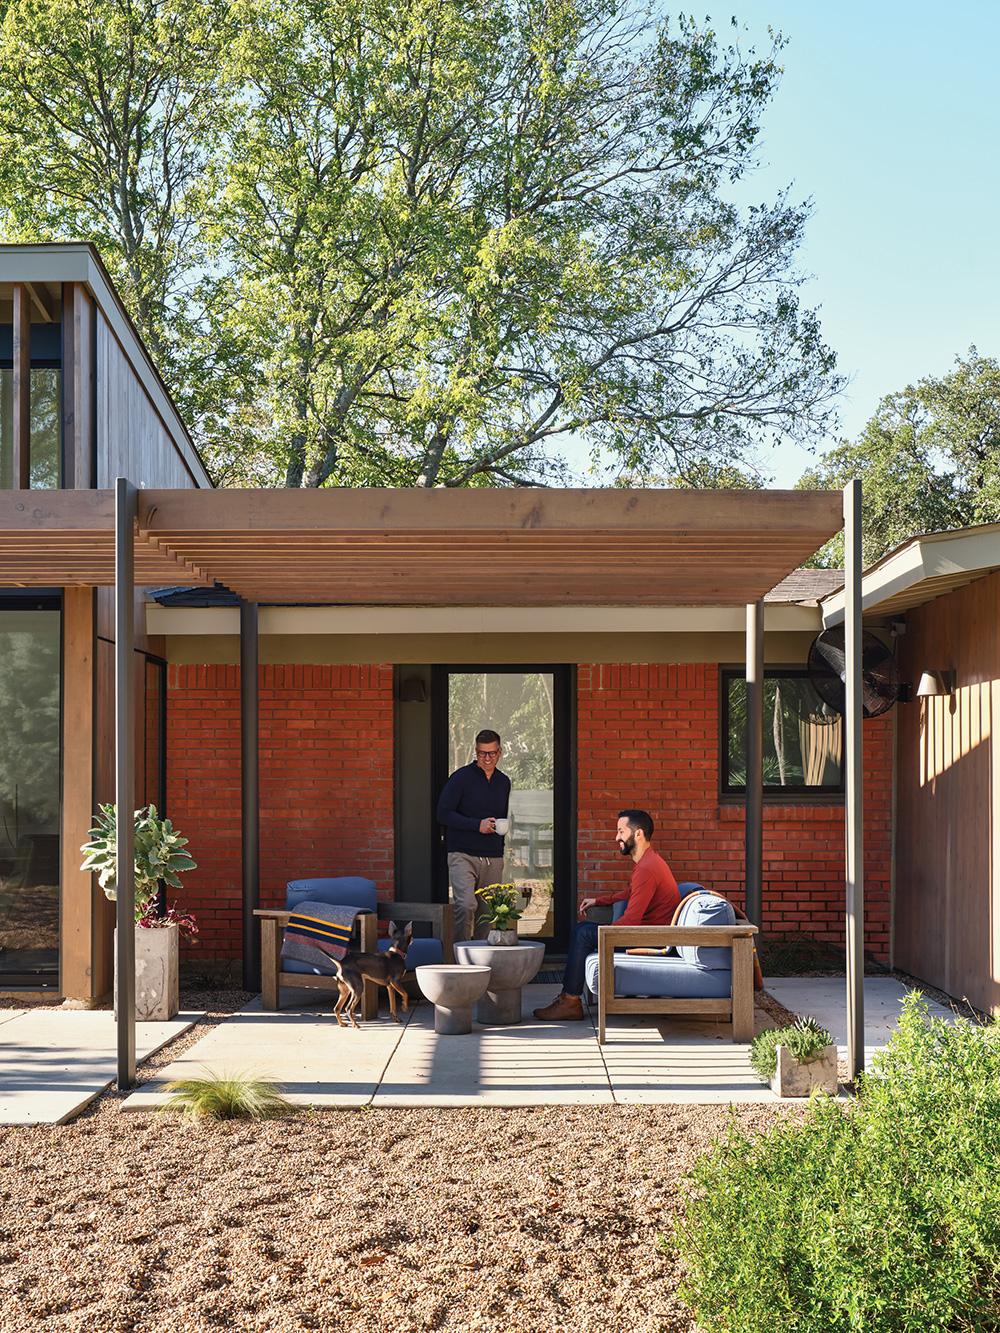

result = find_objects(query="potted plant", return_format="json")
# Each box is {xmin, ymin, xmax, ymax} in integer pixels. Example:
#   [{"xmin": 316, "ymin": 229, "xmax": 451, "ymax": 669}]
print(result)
[
  {"xmin": 749, "ymin": 1015, "xmax": 838, "ymax": 1097},
  {"xmin": 477, "ymin": 882, "xmax": 523, "ymax": 946},
  {"xmin": 80, "ymin": 804, "xmax": 198, "ymax": 1020}
]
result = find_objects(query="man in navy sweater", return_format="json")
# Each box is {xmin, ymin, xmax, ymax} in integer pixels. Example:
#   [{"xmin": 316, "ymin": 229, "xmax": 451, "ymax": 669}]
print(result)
[{"xmin": 437, "ymin": 729, "xmax": 512, "ymax": 941}]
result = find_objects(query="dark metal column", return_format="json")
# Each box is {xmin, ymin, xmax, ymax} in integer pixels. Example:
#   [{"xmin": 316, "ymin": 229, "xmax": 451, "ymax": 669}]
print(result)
[
  {"xmin": 115, "ymin": 477, "xmax": 137, "ymax": 1089},
  {"xmin": 745, "ymin": 599, "xmax": 764, "ymax": 929},
  {"xmin": 844, "ymin": 479, "xmax": 865, "ymax": 1078},
  {"xmin": 241, "ymin": 600, "xmax": 261, "ymax": 990}
]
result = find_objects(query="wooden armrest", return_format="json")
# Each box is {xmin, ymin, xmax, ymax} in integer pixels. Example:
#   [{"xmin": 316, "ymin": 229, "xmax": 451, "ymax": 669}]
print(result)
[
  {"xmin": 598, "ymin": 923, "xmax": 757, "ymax": 948},
  {"xmin": 254, "ymin": 910, "xmax": 292, "ymax": 924}
]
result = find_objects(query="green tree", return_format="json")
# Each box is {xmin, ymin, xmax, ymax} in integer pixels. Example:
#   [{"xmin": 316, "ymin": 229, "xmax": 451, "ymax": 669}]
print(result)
[
  {"xmin": 0, "ymin": 0, "xmax": 230, "ymax": 385},
  {"xmin": 0, "ymin": 0, "xmax": 844, "ymax": 489},
  {"xmin": 799, "ymin": 348, "xmax": 999, "ymax": 566}
]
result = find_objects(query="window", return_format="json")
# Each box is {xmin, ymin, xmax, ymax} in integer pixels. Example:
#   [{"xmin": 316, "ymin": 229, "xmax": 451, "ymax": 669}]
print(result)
[
  {"xmin": 0, "ymin": 366, "xmax": 62, "ymax": 488},
  {"xmin": 722, "ymin": 668, "xmax": 843, "ymax": 795}
]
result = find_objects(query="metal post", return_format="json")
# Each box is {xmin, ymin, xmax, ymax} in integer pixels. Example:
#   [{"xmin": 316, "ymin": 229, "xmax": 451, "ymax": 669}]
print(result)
[
  {"xmin": 745, "ymin": 599, "xmax": 764, "ymax": 928},
  {"xmin": 115, "ymin": 477, "xmax": 137, "ymax": 1089},
  {"xmin": 241, "ymin": 600, "xmax": 261, "ymax": 990},
  {"xmin": 845, "ymin": 479, "xmax": 865, "ymax": 1078}
]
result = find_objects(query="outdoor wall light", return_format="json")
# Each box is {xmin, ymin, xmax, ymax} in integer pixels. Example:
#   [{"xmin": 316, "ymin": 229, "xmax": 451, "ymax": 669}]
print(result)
[{"xmin": 916, "ymin": 669, "xmax": 956, "ymax": 697}]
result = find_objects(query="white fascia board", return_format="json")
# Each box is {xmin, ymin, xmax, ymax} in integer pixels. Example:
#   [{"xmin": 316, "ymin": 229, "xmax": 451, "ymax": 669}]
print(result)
[
  {"xmin": 146, "ymin": 602, "xmax": 822, "ymax": 637},
  {"xmin": 821, "ymin": 526, "xmax": 1000, "ymax": 626},
  {"xmin": 0, "ymin": 243, "xmax": 211, "ymax": 488}
]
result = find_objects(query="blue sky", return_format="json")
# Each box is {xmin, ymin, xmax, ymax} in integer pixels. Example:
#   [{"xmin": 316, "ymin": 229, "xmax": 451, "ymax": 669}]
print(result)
[
  {"xmin": 572, "ymin": 2, "xmax": 1000, "ymax": 486},
  {"xmin": 723, "ymin": 0, "xmax": 1000, "ymax": 484}
]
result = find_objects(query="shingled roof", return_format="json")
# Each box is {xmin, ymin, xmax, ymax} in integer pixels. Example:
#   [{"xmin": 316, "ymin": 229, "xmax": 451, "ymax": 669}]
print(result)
[{"xmin": 766, "ymin": 568, "xmax": 844, "ymax": 603}]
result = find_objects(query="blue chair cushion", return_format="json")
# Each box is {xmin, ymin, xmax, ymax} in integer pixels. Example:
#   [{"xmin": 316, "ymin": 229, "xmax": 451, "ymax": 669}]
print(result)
[
  {"xmin": 285, "ymin": 877, "xmax": 377, "ymax": 914},
  {"xmin": 677, "ymin": 892, "xmax": 736, "ymax": 967},
  {"xmin": 584, "ymin": 951, "xmax": 733, "ymax": 998},
  {"xmin": 378, "ymin": 937, "xmax": 443, "ymax": 969}
]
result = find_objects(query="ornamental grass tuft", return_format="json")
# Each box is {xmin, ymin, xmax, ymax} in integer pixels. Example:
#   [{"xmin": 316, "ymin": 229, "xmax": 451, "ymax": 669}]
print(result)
[
  {"xmin": 673, "ymin": 993, "xmax": 1000, "ymax": 1333},
  {"xmin": 160, "ymin": 1070, "xmax": 295, "ymax": 1121}
]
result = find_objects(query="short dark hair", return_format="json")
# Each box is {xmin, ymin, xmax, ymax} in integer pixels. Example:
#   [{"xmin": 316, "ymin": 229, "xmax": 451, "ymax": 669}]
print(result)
[
  {"xmin": 618, "ymin": 808, "xmax": 654, "ymax": 840},
  {"xmin": 475, "ymin": 729, "xmax": 501, "ymax": 748}
]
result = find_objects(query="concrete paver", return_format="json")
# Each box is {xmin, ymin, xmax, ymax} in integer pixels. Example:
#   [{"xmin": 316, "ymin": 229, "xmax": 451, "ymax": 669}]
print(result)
[
  {"xmin": 4, "ymin": 977, "xmax": 963, "ymax": 1122},
  {"xmin": 0, "ymin": 1008, "xmax": 200, "ymax": 1125},
  {"xmin": 765, "ymin": 975, "xmax": 958, "ymax": 1068}
]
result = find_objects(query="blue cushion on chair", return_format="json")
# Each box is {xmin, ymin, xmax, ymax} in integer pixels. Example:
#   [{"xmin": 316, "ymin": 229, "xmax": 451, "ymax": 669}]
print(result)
[
  {"xmin": 677, "ymin": 892, "xmax": 736, "ymax": 968},
  {"xmin": 378, "ymin": 937, "xmax": 443, "ymax": 969},
  {"xmin": 584, "ymin": 951, "xmax": 734, "ymax": 999},
  {"xmin": 285, "ymin": 877, "xmax": 377, "ymax": 914}
]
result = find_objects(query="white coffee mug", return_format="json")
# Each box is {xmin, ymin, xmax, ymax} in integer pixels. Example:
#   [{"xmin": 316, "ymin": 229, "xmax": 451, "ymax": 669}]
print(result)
[{"xmin": 493, "ymin": 817, "xmax": 510, "ymax": 835}]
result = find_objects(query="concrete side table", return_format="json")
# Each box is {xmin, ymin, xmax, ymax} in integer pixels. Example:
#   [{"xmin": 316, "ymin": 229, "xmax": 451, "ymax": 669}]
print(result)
[
  {"xmin": 415, "ymin": 964, "xmax": 492, "ymax": 1034},
  {"xmin": 453, "ymin": 940, "xmax": 546, "ymax": 1024}
]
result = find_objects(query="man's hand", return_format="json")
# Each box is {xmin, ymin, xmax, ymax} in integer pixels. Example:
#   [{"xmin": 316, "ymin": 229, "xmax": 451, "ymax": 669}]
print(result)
[
  {"xmin": 578, "ymin": 896, "xmax": 598, "ymax": 919},
  {"xmin": 479, "ymin": 818, "xmax": 496, "ymax": 834}
]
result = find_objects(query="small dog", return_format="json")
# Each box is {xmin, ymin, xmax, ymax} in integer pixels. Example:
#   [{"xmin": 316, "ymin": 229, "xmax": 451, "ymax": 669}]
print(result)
[{"xmin": 331, "ymin": 920, "xmax": 413, "ymax": 1029}]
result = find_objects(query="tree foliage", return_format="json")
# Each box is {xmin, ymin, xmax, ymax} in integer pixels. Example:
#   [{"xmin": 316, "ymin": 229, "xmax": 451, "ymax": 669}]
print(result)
[
  {"xmin": 799, "ymin": 348, "xmax": 1000, "ymax": 566},
  {"xmin": 0, "ymin": 0, "xmax": 843, "ymax": 488}
]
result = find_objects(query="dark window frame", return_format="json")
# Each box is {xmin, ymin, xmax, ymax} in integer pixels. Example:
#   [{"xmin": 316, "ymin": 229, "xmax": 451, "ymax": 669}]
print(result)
[{"xmin": 720, "ymin": 665, "xmax": 845, "ymax": 802}]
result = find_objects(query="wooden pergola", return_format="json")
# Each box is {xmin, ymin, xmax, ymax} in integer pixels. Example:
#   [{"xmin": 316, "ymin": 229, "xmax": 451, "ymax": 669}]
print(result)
[{"xmin": 0, "ymin": 482, "xmax": 865, "ymax": 1086}]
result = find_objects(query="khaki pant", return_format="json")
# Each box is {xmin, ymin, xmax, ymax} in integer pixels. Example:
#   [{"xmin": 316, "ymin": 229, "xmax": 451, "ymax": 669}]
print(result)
[{"xmin": 447, "ymin": 853, "xmax": 505, "ymax": 941}]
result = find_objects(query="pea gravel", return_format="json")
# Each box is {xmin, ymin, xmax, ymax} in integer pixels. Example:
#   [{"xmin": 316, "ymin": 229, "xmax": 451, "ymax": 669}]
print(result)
[{"xmin": 0, "ymin": 991, "xmax": 799, "ymax": 1333}]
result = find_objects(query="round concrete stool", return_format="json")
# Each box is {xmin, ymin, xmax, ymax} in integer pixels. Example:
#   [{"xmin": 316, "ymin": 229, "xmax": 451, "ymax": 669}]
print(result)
[
  {"xmin": 453, "ymin": 940, "xmax": 546, "ymax": 1024},
  {"xmin": 415, "ymin": 964, "xmax": 492, "ymax": 1034}
]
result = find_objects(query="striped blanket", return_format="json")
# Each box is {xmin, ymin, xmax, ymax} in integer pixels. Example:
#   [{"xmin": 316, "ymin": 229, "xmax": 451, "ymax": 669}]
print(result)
[{"xmin": 280, "ymin": 900, "xmax": 362, "ymax": 971}]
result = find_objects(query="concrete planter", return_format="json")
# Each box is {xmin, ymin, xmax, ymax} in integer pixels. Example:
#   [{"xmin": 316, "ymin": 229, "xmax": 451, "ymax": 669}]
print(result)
[
  {"xmin": 486, "ymin": 928, "xmax": 519, "ymax": 947},
  {"xmin": 114, "ymin": 924, "xmax": 180, "ymax": 1022},
  {"xmin": 770, "ymin": 1043, "xmax": 839, "ymax": 1097}
]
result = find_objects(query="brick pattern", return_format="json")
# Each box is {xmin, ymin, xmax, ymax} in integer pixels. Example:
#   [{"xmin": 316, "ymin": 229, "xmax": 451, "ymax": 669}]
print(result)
[
  {"xmin": 167, "ymin": 664, "xmax": 394, "ymax": 960},
  {"xmin": 576, "ymin": 663, "xmax": 893, "ymax": 960},
  {"xmin": 167, "ymin": 659, "xmax": 893, "ymax": 963}
]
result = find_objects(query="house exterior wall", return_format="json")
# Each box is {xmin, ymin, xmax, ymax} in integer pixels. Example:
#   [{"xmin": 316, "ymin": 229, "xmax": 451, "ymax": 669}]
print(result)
[
  {"xmin": 167, "ymin": 658, "xmax": 893, "ymax": 964},
  {"xmin": 576, "ymin": 663, "xmax": 892, "ymax": 960},
  {"xmin": 896, "ymin": 569, "xmax": 1000, "ymax": 1014},
  {"xmin": 167, "ymin": 664, "xmax": 396, "ymax": 958}
]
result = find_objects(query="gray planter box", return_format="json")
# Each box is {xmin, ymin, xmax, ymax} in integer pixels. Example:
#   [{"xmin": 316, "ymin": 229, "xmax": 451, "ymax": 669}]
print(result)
[
  {"xmin": 770, "ymin": 1043, "xmax": 839, "ymax": 1097},
  {"xmin": 114, "ymin": 924, "xmax": 180, "ymax": 1021}
]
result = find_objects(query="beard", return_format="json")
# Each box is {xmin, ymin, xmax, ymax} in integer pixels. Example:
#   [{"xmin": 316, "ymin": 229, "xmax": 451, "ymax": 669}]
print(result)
[{"xmin": 617, "ymin": 832, "xmax": 636, "ymax": 857}]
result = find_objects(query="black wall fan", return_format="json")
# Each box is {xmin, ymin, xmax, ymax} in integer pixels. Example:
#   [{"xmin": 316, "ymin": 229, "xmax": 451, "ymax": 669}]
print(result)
[{"xmin": 806, "ymin": 627, "xmax": 901, "ymax": 718}]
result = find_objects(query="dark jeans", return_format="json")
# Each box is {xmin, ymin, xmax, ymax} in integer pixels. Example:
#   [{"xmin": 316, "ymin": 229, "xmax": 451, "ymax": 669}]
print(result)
[{"xmin": 562, "ymin": 920, "xmax": 601, "ymax": 998}]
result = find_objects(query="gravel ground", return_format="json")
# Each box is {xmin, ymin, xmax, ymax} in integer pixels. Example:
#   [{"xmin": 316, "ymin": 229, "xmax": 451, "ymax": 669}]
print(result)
[{"xmin": 0, "ymin": 989, "xmax": 800, "ymax": 1333}]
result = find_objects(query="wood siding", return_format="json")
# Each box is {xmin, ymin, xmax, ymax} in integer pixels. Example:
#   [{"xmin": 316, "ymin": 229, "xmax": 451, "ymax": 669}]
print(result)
[
  {"xmin": 94, "ymin": 308, "xmax": 202, "ymax": 489},
  {"xmin": 896, "ymin": 568, "xmax": 1000, "ymax": 1014}
]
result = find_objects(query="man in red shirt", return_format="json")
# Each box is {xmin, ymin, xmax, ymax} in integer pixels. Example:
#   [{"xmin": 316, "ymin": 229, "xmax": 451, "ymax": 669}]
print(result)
[{"xmin": 533, "ymin": 808, "xmax": 680, "ymax": 1022}]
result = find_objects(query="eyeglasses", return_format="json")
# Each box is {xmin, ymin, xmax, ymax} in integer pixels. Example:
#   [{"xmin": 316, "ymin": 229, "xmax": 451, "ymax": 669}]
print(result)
[{"xmin": 476, "ymin": 749, "xmax": 501, "ymax": 759}]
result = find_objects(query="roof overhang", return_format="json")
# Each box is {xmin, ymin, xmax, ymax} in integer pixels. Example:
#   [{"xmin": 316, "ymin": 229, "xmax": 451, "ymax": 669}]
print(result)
[
  {"xmin": 820, "ymin": 523, "xmax": 1000, "ymax": 626},
  {"xmin": 0, "ymin": 486, "xmax": 844, "ymax": 606}
]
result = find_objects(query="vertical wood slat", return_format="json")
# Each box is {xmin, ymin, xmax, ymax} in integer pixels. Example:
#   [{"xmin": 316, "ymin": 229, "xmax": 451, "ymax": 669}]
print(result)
[
  {"xmin": 61, "ymin": 587, "xmax": 97, "ymax": 999},
  {"xmin": 62, "ymin": 282, "xmax": 95, "ymax": 490},
  {"xmin": 12, "ymin": 283, "xmax": 30, "ymax": 488}
]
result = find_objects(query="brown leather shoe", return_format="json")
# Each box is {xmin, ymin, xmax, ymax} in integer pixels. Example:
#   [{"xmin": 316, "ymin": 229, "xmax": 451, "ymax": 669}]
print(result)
[{"xmin": 532, "ymin": 992, "xmax": 586, "ymax": 1021}]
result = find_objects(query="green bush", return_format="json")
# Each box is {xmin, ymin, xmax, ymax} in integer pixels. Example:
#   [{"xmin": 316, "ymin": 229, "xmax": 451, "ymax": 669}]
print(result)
[
  {"xmin": 749, "ymin": 1015, "xmax": 833, "ymax": 1082},
  {"xmin": 673, "ymin": 993, "xmax": 1000, "ymax": 1332}
]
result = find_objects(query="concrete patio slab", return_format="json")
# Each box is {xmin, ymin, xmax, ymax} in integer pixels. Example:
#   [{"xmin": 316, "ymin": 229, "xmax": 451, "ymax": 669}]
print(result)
[
  {"xmin": 764, "ymin": 976, "xmax": 958, "ymax": 1068},
  {"xmin": 121, "ymin": 993, "xmax": 411, "ymax": 1112},
  {"xmin": 0, "ymin": 1008, "xmax": 200, "ymax": 1125},
  {"xmin": 373, "ymin": 984, "xmax": 615, "ymax": 1106}
]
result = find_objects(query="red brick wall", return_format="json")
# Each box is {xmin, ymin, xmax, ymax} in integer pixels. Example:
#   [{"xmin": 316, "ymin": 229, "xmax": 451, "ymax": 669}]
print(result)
[
  {"xmin": 576, "ymin": 663, "xmax": 893, "ymax": 961},
  {"xmin": 166, "ymin": 664, "xmax": 395, "ymax": 960}
]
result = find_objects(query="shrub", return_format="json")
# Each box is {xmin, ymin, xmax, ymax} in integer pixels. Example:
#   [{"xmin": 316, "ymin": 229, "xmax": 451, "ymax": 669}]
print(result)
[
  {"xmin": 160, "ymin": 1070, "xmax": 294, "ymax": 1121},
  {"xmin": 749, "ymin": 1015, "xmax": 833, "ymax": 1083},
  {"xmin": 673, "ymin": 993, "xmax": 1000, "ymax": 1332}
]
